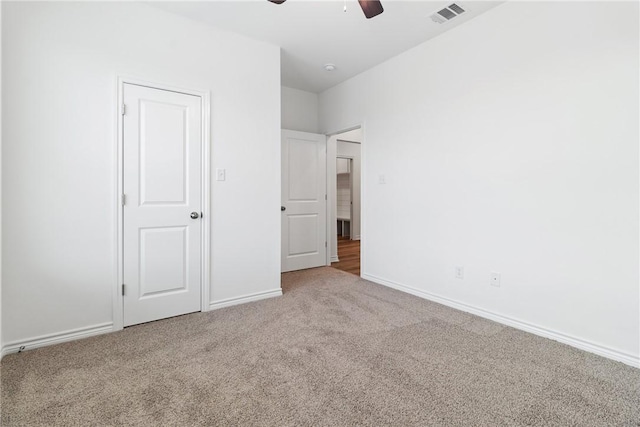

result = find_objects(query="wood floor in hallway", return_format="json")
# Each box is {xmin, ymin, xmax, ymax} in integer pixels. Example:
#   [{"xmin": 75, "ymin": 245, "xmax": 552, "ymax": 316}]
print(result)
[{"xmin": 331, "ymin": 236, "xmax": 360, "ymax": 276}]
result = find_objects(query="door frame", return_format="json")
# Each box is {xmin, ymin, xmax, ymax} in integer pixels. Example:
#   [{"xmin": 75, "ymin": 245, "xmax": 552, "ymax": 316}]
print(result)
[
  {"xmin": 325, "ymin": 123, "xmax": 365, "ymax": 271},
  {"xmin": 113, "ymin": 76, "xmax": 211, "ymax": 331}
]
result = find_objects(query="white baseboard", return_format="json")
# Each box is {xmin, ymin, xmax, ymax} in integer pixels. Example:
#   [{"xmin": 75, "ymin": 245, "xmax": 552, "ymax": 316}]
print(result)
[
  {"xmin": 362, "ymin": 273, "xmax": 639, "ymax": 368},
  {"xmin": 0, "ymin": 289, "xmax": 282, "ymax": 359},
  {"xmin": 1, "ymin": 322, "xmax": 114, "ymax": 360},
  {"xmin": 330, "ymin": 256, "xmax": 340, "ymax": 263},
  {"xmin": 353, "ymin": 236, "xmax": 361, "ymax": 241},
  {"xmin": 209, "ymin": 288, "xmax": 282, "ymax": 310}
]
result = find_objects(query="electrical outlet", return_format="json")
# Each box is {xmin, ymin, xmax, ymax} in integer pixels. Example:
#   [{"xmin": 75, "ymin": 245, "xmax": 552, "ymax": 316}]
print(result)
[
  {"xmin": 490, "ymin": 272, "xmax": 501, "ymax": 287},
  {"xmin": 379, "ymin": 174, "xmax": 386, "ymax": 184},
  {"xmin": 455, "ymin": 266, "xmax": 464, "ymax": 279}
]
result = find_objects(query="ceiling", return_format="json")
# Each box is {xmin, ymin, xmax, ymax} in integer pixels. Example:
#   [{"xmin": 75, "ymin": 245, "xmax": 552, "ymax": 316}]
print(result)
[{"xmin": 152, "ymin": 1, "xmax": 505, "ymax": 93}]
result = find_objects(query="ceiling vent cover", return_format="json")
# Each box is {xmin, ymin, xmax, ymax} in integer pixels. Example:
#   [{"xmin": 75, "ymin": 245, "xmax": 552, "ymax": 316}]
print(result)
[{"xmin": 430, "ymin": 3, "xmax": 466, "ymax": 24}]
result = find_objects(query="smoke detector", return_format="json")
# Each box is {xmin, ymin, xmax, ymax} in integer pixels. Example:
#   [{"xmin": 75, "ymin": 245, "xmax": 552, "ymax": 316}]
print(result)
[
  {"xmin": 430, "ymin": 3, "xmax": 466, "ymax": 24},
  {"xmin": 324, "ymin": 63, "xmax": 336, "ymax": 72}
]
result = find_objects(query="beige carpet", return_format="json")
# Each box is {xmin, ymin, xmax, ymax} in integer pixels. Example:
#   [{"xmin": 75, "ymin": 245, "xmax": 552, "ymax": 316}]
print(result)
[{"xmin": 1, "ymin": 267, "xmax": 639, "ymax": 426}]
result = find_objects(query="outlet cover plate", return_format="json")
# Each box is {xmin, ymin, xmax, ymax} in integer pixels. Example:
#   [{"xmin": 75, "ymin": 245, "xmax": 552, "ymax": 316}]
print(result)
[
  {"xmin": 455, "ymin": 266, "xmax": 464, "ymax": 279},
  {"xmin": 490, "ymin": 272, "xmax": 501, "ymax": 287}
]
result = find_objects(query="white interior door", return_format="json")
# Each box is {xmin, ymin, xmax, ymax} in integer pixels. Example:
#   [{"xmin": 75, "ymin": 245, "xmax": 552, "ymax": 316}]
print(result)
[
  {"xmin": 123, "ymin": 83, "xmax": 202, "ymax": 326},
  {"xmin": 281, "ymin": 130, "xmax": 327, "ymax": 272}
]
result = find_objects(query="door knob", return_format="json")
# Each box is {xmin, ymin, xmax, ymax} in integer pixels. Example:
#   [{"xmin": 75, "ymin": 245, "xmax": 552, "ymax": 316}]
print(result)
[
  {"xmin": 190, "ymin": 212, "xmax": 199, "ymax": 219},
  {"xmin": 281, "ymin": 206, "xmax": 286, "ymax": 211}
]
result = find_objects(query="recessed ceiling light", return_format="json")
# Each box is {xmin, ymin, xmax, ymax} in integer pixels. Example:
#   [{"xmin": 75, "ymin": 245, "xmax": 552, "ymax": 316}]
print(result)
[{"xmin": 324, "ymin": 63, "xmax": 336, "ymax": 72}]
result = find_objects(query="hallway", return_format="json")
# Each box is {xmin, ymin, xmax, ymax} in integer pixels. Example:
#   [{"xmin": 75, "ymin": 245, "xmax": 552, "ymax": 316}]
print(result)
[{"xmin": 331, "ymin": 237, "xmax": 360, "ymax": 276}]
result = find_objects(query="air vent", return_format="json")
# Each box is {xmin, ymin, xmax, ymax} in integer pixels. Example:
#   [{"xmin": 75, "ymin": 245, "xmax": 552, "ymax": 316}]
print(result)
[
  {"xmin": 448, "ymin": 3, "xmax": 465, "ymax": 15},
  {"xmin": 430, "ymin": 3, "xmax": 466, "ymax": 24},
  {"xmin": 437, "ymin": 8, "xmax": 456, "ymax": 20}
]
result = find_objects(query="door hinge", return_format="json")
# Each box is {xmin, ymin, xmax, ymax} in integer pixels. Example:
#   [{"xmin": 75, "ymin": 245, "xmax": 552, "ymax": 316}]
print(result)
[
  {"xmin": 121, "ymin": 104, "xmax": 126, "ymax": 116},
  {"xmin": 121, "ymin": 194, "xmax": 126, "ymax": 206},
  {"xmin": 325, "ymin": 241, "xmax": 327, "ymax": 248},
  {"xmin": 122, "ymin": 284, "xmax": 125, "ymax": 296},
  {"xmin": 325, "ymin": 194, "xmax": 327, "ymax": 200}
]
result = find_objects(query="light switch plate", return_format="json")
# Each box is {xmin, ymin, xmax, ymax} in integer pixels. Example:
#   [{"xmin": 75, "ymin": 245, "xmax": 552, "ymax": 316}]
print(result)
[{"xmin": 216, "ymin": 169, "xmax": 226, "ymax": 181}]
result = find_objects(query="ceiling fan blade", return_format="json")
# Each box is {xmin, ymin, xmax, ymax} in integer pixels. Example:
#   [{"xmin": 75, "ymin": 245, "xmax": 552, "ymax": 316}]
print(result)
[
  {"xmin": 358, "ymin": 0, "xmax": 384, "ymax": 19},
  {"xmin": 268, "ymin": 0, "xmax": 286, "ymax": 4}
]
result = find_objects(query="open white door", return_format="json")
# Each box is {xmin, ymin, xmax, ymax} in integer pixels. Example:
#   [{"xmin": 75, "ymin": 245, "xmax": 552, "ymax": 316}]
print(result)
[
  {"xmin": 281, "ymin": 130, "xmax": 327, "ymax": 272},
  {"xmin": 123, "ymin": 83, "xmax": 202, "ymax": 326}
]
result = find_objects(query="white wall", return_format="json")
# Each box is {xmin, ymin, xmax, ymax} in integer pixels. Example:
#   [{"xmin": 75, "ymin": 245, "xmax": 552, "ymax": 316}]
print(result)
[
  {"xmin": 337, "ymin": 141, "xmax": 362, "ymax": 240},
  {"xmin": 2, "ymin": 2, "xmax": 281, "ymax": 347},
  {"xmin": 281, "ymin": 86, "xmax": 319, "ymax": 133},
  {"xmin": 319, "ymin": 1, "xmax": 639, "ymax": 365},
  {"xmin": 336, "ymin": 171, "xmax": 351, "ymax": 220},
  {"xmin": 0, "ymin": 2, "xmax": 3, "ymax": 355}
]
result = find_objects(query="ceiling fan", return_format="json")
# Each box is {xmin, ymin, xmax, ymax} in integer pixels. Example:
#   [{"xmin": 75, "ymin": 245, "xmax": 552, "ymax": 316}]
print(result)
[{"xmin": 268, "ymin": 0, "xmax": 384, "ymax": 19}]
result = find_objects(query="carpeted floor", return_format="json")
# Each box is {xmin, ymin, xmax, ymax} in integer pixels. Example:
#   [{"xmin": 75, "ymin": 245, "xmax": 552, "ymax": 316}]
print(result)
[{"xmin": 1, "ymin": 267, "xmax": 639, "ymax": 426}]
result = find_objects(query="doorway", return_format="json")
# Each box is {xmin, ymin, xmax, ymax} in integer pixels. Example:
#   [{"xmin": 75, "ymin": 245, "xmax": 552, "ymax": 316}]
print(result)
[
  {"xmin": 116, "ymin": 79, "xmax": 211, "ymax": 329},
  {"xmin": 330, "ymin": 129, "xmax": 362, "ymax": 276},
  {"xmin": 281, "ymin": 129, "xmax": 327, "ymax": 272},
  {"xmin": 278, "ymin": 127, "xmax": 361, "ymax": 276}
]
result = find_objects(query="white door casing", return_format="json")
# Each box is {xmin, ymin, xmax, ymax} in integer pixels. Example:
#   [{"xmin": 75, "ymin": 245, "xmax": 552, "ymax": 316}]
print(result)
[
  {"xmin": 123, "ymin": 83, "xmax": 202, "ymax": 326},
  {"xmin": 281, "ymin": 130, "xmax": 327, "ymax": 272}
]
